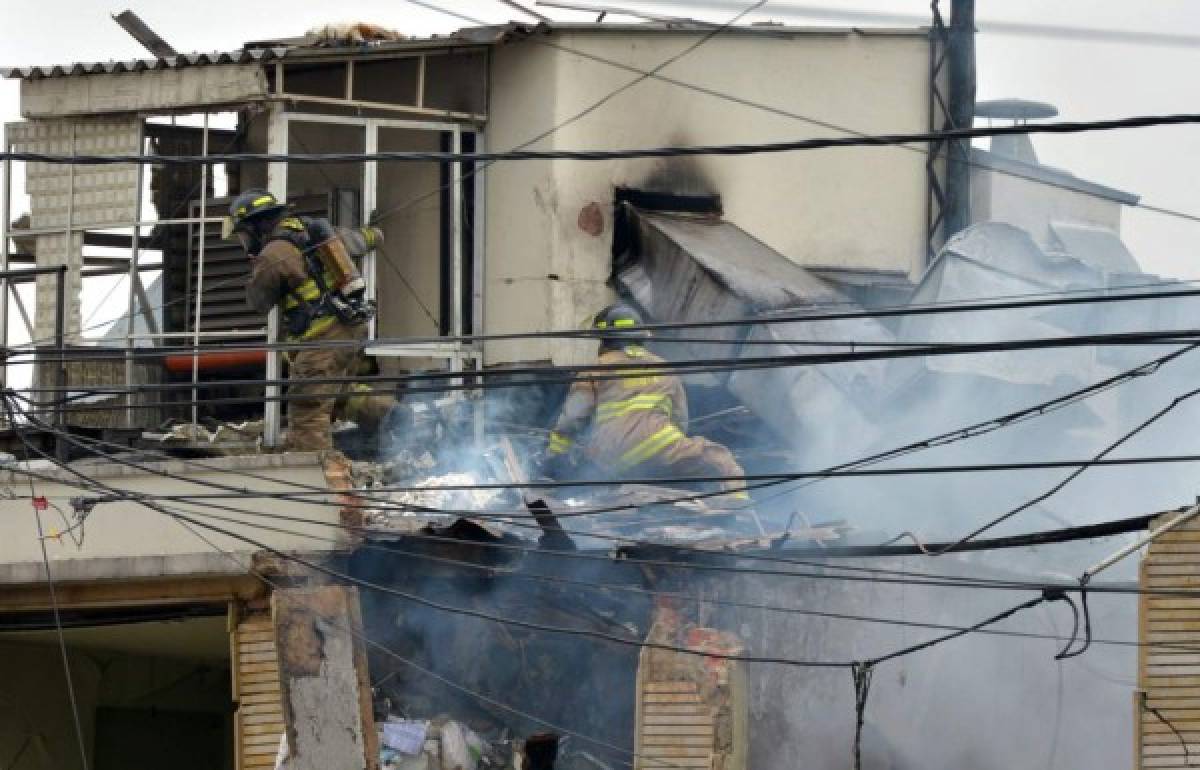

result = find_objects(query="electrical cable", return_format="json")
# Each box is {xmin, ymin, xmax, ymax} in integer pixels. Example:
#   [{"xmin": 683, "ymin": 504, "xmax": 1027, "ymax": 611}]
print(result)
[
  {"xmin": 164, "ymin": 515, "xmax": 671, "ymax": 770},
  {"xmin": 523, "ymin": 22, "xmax": 1200, "ymax": 227},
  {"xmin": 15, "ymin": 339, "xmax": 1195, "ymax": 541},
  {"xmin": 10, "ymin": 327, "xmax": 1200, "ymax": 407},
  {"xmin": 163, "ymin": 499, "xmax": 1200, "ymax": 655},
  {"xmin": 933, "ymin": 385, "xmax": 1200, "ymax": 555},
  {"xmin": 369, "ymin": 0, "xmax": 766, "ymax": 227},
  {"xmin": 152, "ymin": 494, "xmax": 1071, "ymax": 670},
  {"xmin": 13, "ymin": 392, "xmax": 1200, "ymax": 603},
  {"xmin": 11, "ymin": 113, "xmax": 1200, "ymax": 167},
  {"xmin": 7, "ymin": 376, "xmax": 1196, "ymax": 588},
  {"xmin": 10, "ymin": 251, "xmax": 1200, "ymax": 362},
  {"xmin": 5, "ymin": 399, "xmax": 91, "ymax": 770},
  {"xmin": 0, "ymin": 408, "xmax": 1139, "ymax": 595}
]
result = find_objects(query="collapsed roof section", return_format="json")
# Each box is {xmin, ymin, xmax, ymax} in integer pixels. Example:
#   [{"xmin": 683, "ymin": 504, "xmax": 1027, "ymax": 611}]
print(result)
[{"xmin": 613, "ymin": 207, "xmax": 902, "ymax": 448}]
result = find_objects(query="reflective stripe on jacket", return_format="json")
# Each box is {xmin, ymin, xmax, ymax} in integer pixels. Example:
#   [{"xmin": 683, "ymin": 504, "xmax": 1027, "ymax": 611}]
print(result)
[{"xmin": 549, "ymin": 345, "xmax": 689, "ymax": 469}]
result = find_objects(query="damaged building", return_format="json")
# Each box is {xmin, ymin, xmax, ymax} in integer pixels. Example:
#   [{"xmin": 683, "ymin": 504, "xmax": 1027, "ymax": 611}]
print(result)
[{"xmin": 1, "ymin": 9, "xmax": 1196, "ymax": 770}]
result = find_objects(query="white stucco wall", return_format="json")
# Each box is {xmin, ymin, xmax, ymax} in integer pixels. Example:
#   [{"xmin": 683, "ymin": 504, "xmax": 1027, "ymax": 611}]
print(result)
[
  {"xmin": 972, "ymin": 164, "xmax": 1125, "ymax": 251},
  {"xmin": 483, "ymin": 28, "xmax": 933, "ymax": 365},
  {"xmin": 0, "ymin": 453, "xmax": 345, "ymax": 583}
]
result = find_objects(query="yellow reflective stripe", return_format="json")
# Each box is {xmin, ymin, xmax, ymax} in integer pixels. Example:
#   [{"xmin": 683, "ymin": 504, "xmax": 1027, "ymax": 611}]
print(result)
[
  {"xmin": 284, "ymin": 278, "xmax": 322, "ymax": 308},
  {"xmin": 616, "ymin": 424, "xmax": 684, "ymax": 469},
  {"xmin": 623, "ymin": 344, "xmax": 646, "ymax": 357},
  {"xmin": 548, "ymin": 431, "xmax": 574, "ymax": 455},
  {"xmin": 343, "ymin": 384, "xmax": 373, "ymax": 416},
  {"xmin": 612, "ymin": 318, "xmax": 636, "ymax": 327},
  {"xmin": 289, "ymin": 314, "xmax": 338, "ymax": 341},
  {"xmin": 595, "ymin": 393, "xmax": 672, "ymax": 422},
  {"xmin": 283, "ymin": 271, "xmax": 338, "ymax": 308}
]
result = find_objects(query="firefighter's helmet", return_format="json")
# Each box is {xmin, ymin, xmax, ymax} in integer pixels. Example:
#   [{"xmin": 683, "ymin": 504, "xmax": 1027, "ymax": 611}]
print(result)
[
  {"xmin": 225, "ymin": 190, "xmax": 288, "ymax": 236},
  {"xmin": 593, "ymin": 302, "xmax": 649, "ymax": 349}
]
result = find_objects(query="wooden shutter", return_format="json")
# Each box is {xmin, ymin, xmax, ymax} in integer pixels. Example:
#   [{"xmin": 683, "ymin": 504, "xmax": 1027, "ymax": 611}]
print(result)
[
  {"xmin": 635, "ymin": 677, "xmax": 716, "ymax": 770},
  {"xmin": 231, "ymin": 604, "xmax": 286, "ymax": 770},
  {"xmin": 1138, "ymin": 513, "xmax": 1200, "ymax": 768}
]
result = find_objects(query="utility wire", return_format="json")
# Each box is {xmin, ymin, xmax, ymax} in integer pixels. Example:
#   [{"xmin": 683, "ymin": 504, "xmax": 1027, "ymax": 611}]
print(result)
[
  {"xmin": 169, "ymin": 511, "xmax": 690, "ymax": 770},
  {"xmin": 0, "ymin": 404, "xmax": 1145, "ymax": 594},
  {"xmin": 11, "ymin": 114, "xmax": 1200, "ymax": 167},
  {"xmin": 8, "ymin": 401, "xmax": 1199, "ymax": 602},
  {"xmin": 156, "ymin": 492, "xmax": 1070, "ymax": 770},
  {"xmin": 4, "ymin": 407, "xmax": 1066, "ymax": 590},
  {"xmin": 6, "ymin": 340, "xmax": 1181, "ymax": 578},
  {"xmin": 11, "ymin": 326, "xmax": 1200, "ymax": 401},
  {"xmin": 20, "ymin": 341, "xmax": 1196, "ymax": 528},
  {"xmin": 5, "ymin": 399, "xmax": 90, "ymax": 770},
  {"xmin": 166, "ymin": 500, "xmax": 1200, "ymax": 655},
  {"xmin": 6, "ymin": 339, "xmax": 1194, "ymax": 566},
  {"xmin": 154, "ymin": 493, "xmax": 1071, "ymax": 669},
  {"xmin": 10, "ymin": 283, "xmax": 1200, "ymax": 363},
  {"xmin": 933, "ymin": 385, "xmax": 1200, "ymax": 555},
  {"xmin": 369, "ymin": 0, "xmax": 767, "ymax": 226}
]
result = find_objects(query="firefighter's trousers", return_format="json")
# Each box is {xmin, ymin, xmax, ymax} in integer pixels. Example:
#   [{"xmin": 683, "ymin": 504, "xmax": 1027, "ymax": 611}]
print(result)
[
  {"xmin": 284, "ymin": 320, "xmax": 394, "ymax": 451},
  {"xmin": 639, "ymin": 433, "xmax": 748, "ymax": 495}
]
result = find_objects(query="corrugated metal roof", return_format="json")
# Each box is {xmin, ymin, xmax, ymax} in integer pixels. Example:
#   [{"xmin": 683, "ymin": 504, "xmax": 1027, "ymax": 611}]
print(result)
[
  {"xmin": 0, "ymin": 47, "xmax": 289, "ymax": 80},
  {"xmin": 2, "ymin": 20, "xmax": 927, "ymax": 80}
]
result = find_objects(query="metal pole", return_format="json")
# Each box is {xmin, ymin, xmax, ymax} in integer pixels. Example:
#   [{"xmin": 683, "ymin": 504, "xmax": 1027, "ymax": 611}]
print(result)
[
  {"xmin": 191, "ymin": 113, "xmax": 209, "ymax": 430},
  {"xmin": 53, "ymin": 124, "xmax": 76, "ymax": 458},
  {"xmin": 125, "ymin": 125, "xmax": 146, "ymax": 428},
  {"xmin": 944, "ymin": 0, "xmax": 976, "ymax": 239},
  {"xmin": 64, "ymin": 123, "xmax": 76, "ymax": 341},
  {"xmin": 54, "ymin": 265, "xmax": 66, "ymax": 460},
  {"xmin": 263, "ymin": 106, "xmax": 287, "ymax": 448},
  {"xmin": 364, "ymin": 119, "xmax": 378, "ymax": 339},
  {"xmin": 0, "ymin": 130, "xmax": 10, "ymax": 394}
]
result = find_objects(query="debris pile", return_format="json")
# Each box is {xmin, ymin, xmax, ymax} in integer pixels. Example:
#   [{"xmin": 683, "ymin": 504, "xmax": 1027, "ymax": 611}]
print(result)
[{"xmin": 378, "ymin": 718, "xmax": 504, "ymax": 770}]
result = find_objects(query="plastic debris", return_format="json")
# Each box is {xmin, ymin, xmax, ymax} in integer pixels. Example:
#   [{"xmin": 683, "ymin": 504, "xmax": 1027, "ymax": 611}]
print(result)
[{"xmin": 381, "ymin": 719, "xmax": 429, "ymax": 756}]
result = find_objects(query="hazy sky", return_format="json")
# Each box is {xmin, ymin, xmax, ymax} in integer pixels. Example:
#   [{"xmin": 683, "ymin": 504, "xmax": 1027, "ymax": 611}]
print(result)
[{"xmin": 2, "ymin": 0, "xmax": 1199, "ymax": 279}]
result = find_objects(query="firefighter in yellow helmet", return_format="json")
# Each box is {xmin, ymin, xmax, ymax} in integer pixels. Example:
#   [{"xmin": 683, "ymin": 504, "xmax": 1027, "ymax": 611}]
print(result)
[
  {"xmin": 544, "ymin": 303, "xmax": 749, "ymax": 500},
  {"xmin": 228, "ymin": 189, "xmax": 395, "ymax": 451}
]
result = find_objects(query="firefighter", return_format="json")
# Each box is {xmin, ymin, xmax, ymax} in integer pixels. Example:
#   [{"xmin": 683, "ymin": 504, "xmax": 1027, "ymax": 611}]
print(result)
[
  {"xmin": 228, "ymin": 189, "xmax": 394, "ymax": 451},
  {"xmin": 544, "ymin": 302, "xmax": 749, "ymax": 500}
]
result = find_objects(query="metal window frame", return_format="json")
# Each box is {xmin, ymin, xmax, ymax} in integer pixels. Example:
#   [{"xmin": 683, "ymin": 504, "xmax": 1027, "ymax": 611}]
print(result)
[
  {"xmin": 262, "ymin": 110, "xmax": 484, "ymax": 446},
  {"xmin": 268, "ymin": 50, "xmax": 489, "ymax": 123}
]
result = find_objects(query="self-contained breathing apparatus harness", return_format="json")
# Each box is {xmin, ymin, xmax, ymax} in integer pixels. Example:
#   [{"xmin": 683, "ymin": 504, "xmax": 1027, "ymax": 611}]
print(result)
[{"xmin": 271, "ymin": 217, "xmax": 376, "ymax": 338}]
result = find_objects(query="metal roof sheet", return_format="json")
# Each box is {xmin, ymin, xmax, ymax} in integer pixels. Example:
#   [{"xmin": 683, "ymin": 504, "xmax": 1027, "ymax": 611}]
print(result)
[
  {"xmin": 2, "ymin": 20, "xmax": 927, "ymax": 80},
  {"xmin": 0, "ymin": 47, "xmax": 289, "ymax": 80}
]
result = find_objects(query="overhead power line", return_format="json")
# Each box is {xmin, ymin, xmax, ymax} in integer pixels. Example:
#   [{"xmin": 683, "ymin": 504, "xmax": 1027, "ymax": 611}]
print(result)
[
  {"xmin": 933, "ymin": 385, "xmax": 1200, "ymax": 554},
  {"xmin": 11, "ymin": 284, "xmax": 1200, "ymax": 363},
  {"xmin": 13, "ymin": 342, "xmax": 1186, "ymax": 567},
  {"xmin": 6, "ymin": 113, "xmax": 1200, "ymax": 166},
  {"xmin": 9, "ymin": 399, "xmax": 1199, "ymax": 601},
  {"xmin": 632, "ymin": 0, "xmax": 1200, "ymax": 49},
  {"xmin": 167, "ymin": 501, "xmax": 1200, "ymax": 654}
]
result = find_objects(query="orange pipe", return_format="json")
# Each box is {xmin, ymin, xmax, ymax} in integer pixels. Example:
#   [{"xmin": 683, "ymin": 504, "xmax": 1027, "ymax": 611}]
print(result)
[{"xmin": 164, "ymin": 350, "xmax": 267, "ymax": 375}]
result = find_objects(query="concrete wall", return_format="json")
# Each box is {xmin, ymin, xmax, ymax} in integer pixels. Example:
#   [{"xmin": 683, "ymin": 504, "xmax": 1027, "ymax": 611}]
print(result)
[
  {"xmin": 971, "ymin": 165, "xmax": 1125, "ymax": 252},
  {"xmin": 0, "ymin": 453, "xmax": 346, "ymax": 584},
  {"xmin": 702, "ymin": 559, "xmax": 1136, "ymax": 770},
  {"xmin": 483, "ymin": 29, "xmax": 933, "ymax": 365},
  {"xmin": 20, "ymin": 64, "xmax": 267, "ymax": 118}
]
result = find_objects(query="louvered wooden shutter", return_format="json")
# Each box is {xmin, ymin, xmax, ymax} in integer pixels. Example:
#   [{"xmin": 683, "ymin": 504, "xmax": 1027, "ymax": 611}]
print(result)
[
  {"xmin": 1138, "ymin": 512, "xmax": 1200, "ymax": 769},
  {"xmin": 635, "ymin": 679, "xmax": 716, "ymax": 770},
  {"xmin": 231, "ymin": 604, "xmax": 286, "ymax": 770}
]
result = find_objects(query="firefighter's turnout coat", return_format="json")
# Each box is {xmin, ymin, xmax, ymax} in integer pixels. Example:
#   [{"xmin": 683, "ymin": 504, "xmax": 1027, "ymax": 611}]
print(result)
[
  {"xmin": 246, "ymin": 218, "xmax": 392, "ymax": 451},
  {"xmin": 548, "ymin": 344, "xmax": 747, "ymax": 493}
]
